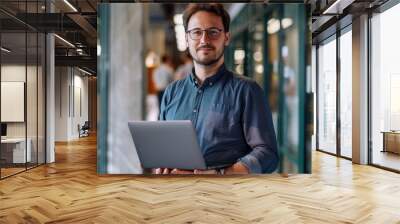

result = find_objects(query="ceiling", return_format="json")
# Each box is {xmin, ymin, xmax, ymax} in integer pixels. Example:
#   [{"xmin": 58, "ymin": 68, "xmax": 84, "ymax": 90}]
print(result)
[
  {"xmin": 0, "ymin": 0, "xmax": 98, "ymax": 74},
  {"xmin": 1, "ymin": 0, "xmax": 393, "ymax": 75},
  {"xmin": 310, "ymin": 0, "xmax": 390, "ymax": 43}
]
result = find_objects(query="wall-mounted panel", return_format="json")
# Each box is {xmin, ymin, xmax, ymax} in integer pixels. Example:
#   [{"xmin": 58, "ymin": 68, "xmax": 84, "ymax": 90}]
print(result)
[{"xmin": 1, "ymin": 82, "xmax": 25, "ymax": 122}]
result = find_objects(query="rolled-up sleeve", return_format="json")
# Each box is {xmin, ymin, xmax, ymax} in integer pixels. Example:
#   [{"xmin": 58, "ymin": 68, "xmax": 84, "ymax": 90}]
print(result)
[{"xmin": 238, "ymin": 81, "xmax": 279, "ymax": 173}]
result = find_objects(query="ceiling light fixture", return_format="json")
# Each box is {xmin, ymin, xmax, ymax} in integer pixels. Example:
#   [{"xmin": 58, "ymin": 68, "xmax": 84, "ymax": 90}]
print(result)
[
  {"xmin": 1, "ymin": 47, "xmax": 11, "ymax": 53},
  {"xmin": 63, "ymin": 0, "xmax": 78, "ymax": 12},
  {"xmin": 267, "ymin": 18, "xmax": 280, "ymax": 34},
  {"xmin": 145, "ymin": 51, "xmax": 158, "ymax": 68},
  {"xmin": 78, "ymin": 67, "xmax": 92, "ymax": 76},
  {"xmin": 322, "ymin": 0, "xmax": 353, "ymax": 15},
  {"xmin": 54, "ymin": 34, "xmax": 75, "ymax": 48},
  {"xmin": 282, "ymin": 18, "xmax": 293, "ymax": 29},
  {"xmin": 234, "ymin": 49, "xmax": 245, "ymax": 62}
]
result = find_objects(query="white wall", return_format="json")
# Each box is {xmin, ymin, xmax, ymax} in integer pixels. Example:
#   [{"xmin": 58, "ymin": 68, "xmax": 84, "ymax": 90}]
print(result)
[
  {"xmin": 1, "ymin": 66, "xmax": 26, "ymax": 129},
  {"xmin": 1, "ymin": 65, "xmax": 41, "ymax": 138},
  {"xmin": 72, "ymin": 73, "xmax": 89, "ymax": 138},
  {"xmin": 54, "ymin": 67, "xmax": 89, "ymax": 141},
  {"xmin": 1, "ymin": 65, "xmax": 27, "ymax": 143},
  {"xmin": 55, "ymin": 67, "xmax": 68, "ymax": 141}
]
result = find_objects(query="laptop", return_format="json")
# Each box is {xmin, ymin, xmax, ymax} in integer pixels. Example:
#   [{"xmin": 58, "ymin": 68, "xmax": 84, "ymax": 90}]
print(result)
[{"xmin": 128, "ymin": 120, "xmax": 229, "ymax": 170}]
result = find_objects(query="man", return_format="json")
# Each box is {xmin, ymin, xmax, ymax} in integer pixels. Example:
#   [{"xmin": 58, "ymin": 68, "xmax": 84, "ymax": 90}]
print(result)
[
  {"xmin": 153, "ymin": 55, "xmax": 174, "ymax": 107},
  {"xmin": 157, "ymin": 3, "xmax": 278, "ymax": 174}
]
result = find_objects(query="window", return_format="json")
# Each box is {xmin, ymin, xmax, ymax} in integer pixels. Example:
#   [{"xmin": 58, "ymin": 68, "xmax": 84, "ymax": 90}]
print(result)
[
  {"xmin": 339, "ymin": 28, "xmax": 352, "ymax": 158},
  {"xmin": 317, "ymin": 36, "xmax": 337, "ymax": 154},
  {"xmin": 371, "ymin": 3, "xmax": 400, "ymax": 171}
]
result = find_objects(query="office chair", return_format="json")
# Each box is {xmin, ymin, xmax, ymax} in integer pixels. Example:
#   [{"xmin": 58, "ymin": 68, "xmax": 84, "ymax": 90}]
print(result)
[{"xmin": 79, "ymin": 121, "xmax": 90, "ymax": 138}]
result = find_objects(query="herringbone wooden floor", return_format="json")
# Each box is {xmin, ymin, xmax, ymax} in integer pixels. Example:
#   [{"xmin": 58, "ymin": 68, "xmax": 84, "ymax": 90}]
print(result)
[{"xmin": 1, "ymin": 135, "xmax": 400, "ymax": 224}]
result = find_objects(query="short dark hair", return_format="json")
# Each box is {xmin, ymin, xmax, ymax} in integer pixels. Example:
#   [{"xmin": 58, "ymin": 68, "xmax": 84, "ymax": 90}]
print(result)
[
  {"xmin": 161, "ymin": 55, "xmax": 169, "ymax": 63},
  {"xmin": 183, "ymin": 3, "xmax": 230, "ymax": 32}
]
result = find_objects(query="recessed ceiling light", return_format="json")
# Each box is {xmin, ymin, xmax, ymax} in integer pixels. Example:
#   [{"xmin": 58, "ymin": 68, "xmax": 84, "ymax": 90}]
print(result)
[
  {"xmin": 1, "ymin": 47, "xmax": 11, "ymax": 53},
  {"xmin": 63, "ymin": 0, "xmax": 78, "ymax": 12},
  {"xmin": 78, "ymin": 67, "xmax": 92, "ymax": 76},
  {"xmin": 322, "ymin": 0, "xmax": 352, "ymax": 15},
  {"xmin": 54, "ymin": 34, "xmax": 75, "ymax": 48}
]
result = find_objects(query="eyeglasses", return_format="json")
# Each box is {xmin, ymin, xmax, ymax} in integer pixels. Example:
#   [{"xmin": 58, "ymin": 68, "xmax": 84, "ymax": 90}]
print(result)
[{"xmin": 186, "ymin": 28, "xmax": 224, "ymax": 40}]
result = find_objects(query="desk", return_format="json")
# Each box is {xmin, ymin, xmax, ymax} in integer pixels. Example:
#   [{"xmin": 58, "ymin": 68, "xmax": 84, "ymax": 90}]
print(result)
[
  {"xmin": 1, "ymin": 138, "xmax": 31, "ymax": 163},
  {"xmin": 381, "ymin": 131, "xmax": 400, "ymax": 154}
]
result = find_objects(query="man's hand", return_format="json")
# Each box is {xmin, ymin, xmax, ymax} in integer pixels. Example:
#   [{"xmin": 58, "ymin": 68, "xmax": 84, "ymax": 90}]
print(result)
[
  {"xmin": 193, "ymin": 169, "xmax": 218, "ymax": 174},
  {"xmin": 153, "ymin": 168, "xmax": 171, "ymax": 174},
  {"xmin": 153, "ymin": 168, "xmax": 194, "ymax": 174},
  {"xmin": 224, "ymin": 162, "xmax": 250, "ymax": 174},
  {"xmin": 153, "ymin": 164, "xmax": 250, "ymax": 175},
  {"xmin": 153, "ymin": 168, "xmax": 219, "ymax": 174},
  {"xmin": 171, "ymin": 169, "xmax": 195, "ymax": 174}
]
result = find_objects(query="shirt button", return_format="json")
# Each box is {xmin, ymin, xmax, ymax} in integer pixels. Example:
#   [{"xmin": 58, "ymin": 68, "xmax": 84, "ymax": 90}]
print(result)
[
  {"xmin": 198, "ymin": 90, "xmax": 202, "ymax": 94},
  {"xmin": 209, "ymin": 82, "xmax": 213, "ymax": 86},
  {"xmin": 193, "ymin": 109, "xmax": 197, "ymax": 113}
]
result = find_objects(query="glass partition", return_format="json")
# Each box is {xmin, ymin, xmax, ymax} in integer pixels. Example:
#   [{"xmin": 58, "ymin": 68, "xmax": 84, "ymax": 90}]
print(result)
[
  {"xmin": 0, "ymin": 1, "xmax": 46, "ymax": 179},
  {"xmin": 1, "ymin": 30, "xmax": 28, "ymax": 177}
]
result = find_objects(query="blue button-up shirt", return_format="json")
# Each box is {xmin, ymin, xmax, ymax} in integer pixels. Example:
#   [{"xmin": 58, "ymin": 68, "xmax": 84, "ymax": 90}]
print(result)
[{"xmin": 159, "ymin": 64, "xmax": 279, "ymax": 173}]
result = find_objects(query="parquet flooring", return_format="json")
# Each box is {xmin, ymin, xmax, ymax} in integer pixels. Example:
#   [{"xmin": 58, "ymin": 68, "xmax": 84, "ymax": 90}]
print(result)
[
  {"xmin": 1, "ymin": 134, "xmax": 400, "ymax": 223},
  {"xmin": 1, "ymin": 167, "xmax": 26, "ymax": 177}
]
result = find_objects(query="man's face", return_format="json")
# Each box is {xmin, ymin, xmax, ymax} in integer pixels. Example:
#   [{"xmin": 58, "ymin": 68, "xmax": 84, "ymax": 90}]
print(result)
[{"xmin": 186, "ymin": 11, "xmax": 230, "ymax": 66}]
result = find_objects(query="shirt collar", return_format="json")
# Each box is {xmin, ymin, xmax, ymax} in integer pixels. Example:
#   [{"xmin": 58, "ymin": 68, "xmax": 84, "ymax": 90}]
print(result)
[{"xmin": 189, "ymin": 64, "xmax": 227, "ymax": 88}]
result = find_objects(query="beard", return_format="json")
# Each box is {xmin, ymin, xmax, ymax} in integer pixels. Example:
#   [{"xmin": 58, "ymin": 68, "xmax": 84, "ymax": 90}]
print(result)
[{"xmin": 190, "ymin": 44, "xmax": 225, "ymax": 66}]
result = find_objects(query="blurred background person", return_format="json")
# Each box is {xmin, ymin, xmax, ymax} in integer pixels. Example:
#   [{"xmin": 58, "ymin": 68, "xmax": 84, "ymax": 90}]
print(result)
[
  {"xmin": 174, "ymin": 52, "xmax": 193, "ymax": 80},
  {"xmin": 153, "ymin": 55, "xmax": 174, "ymax": 107}
]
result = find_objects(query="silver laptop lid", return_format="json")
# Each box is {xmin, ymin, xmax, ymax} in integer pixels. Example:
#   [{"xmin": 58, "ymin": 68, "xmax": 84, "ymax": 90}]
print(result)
[{"xmin": 128, "ymin": 120, "xmax": 207, "ymax": 170}]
